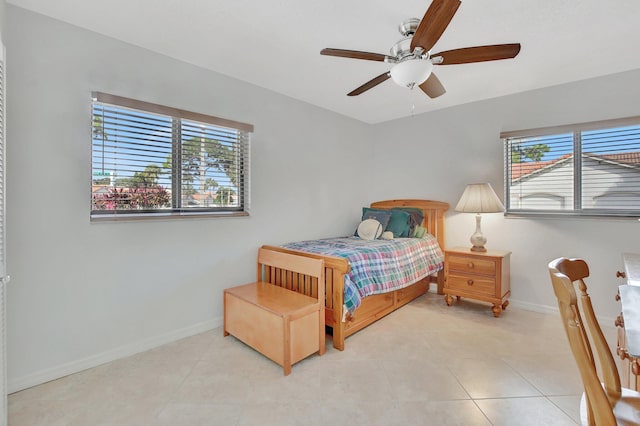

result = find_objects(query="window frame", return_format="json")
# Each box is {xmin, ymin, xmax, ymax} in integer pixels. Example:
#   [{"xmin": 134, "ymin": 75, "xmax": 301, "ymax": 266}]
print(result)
[
  {"xmin": 91, "ymin": 92, "xmax": 253, "ymax": 221},
  {"xmin": 502, "ymin": 115, "xmax": 640, "ymax": 219}
]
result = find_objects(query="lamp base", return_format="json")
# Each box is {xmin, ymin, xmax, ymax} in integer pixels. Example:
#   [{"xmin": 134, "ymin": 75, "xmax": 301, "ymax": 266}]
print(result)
[{"xmin": 469, "ymin": 214, "xmax": 487, "ymax": 253}]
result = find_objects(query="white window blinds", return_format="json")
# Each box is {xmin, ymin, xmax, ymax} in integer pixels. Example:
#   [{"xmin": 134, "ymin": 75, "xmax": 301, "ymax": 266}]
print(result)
[
  {"xmin": 503, "ymin": 117, "xmax": 640, "ymax": 217},
  {"xmin": 91, "ymin": 92, "xmax": 252, "ymax": 219}
]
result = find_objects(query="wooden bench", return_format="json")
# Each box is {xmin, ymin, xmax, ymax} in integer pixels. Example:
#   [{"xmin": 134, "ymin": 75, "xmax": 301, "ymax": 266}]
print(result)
[{"xmin": 223, "ymin": 248, "xmax": 325, "ymax": 375}]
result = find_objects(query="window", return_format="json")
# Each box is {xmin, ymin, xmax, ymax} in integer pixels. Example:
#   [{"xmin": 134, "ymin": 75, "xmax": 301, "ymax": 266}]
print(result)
[
  {"xmin": 91, "ymin": 92, "xmax": 252, "ymax": 220},
  {"xmin": 502, "ymin": 116, "xmax": 640, "ymax": 217}
]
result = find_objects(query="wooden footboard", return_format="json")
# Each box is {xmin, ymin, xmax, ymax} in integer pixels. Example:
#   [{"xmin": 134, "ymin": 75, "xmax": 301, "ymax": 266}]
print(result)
[
  {"xmin": 260, "ymin": 245, "xmax": 349, "ymax": 349},
  {"xmin": 262, "ymin": 199, "xmax": 449, "ymax": 351},
  {"xmin": 260, "ymin": 245, "xmax": 441, "ymax": 351}
]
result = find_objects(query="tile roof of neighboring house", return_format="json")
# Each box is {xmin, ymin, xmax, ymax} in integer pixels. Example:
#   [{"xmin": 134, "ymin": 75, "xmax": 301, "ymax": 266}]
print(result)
[
  {"xmin": 511, "ymin": 154, "xmax": 571, "ymax": 180},
  {"xmin": 92, "ymin": 184, "xmax": 110, "ymax": 194},
  {"xmin": 595, "ymin": 151, "xmax": 640, "ymax": 166},
  {"xmin": 511, "ymin": 152, "xmax": 640, "ymax": 180}
]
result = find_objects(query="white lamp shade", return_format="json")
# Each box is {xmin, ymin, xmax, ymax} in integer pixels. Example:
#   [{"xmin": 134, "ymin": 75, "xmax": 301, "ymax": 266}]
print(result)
[
  {"xmin": 455, "ymin": 183, "xmax": 505, "ymax": 213},
  {"xmin": 390, "ymin": 59, "xmax": 433, "ymax": 88}
]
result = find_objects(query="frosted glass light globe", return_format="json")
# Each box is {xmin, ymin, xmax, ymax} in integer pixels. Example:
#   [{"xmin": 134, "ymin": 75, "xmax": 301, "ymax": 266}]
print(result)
[{"xmin": 390, "ymin": 59, "xmax": 433, "ymax": 89}]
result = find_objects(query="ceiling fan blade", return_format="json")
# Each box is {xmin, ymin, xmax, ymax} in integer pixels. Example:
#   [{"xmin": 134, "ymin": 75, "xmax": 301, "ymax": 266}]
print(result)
[
  {"xmin": 321, "ymin": 48, "xmax": 388, "ymax": 62},
  {"xmin": 419, "ymin": 73, "xmax": 446, "ymax": 98},
  {"xmin": 347, "ymin": 72, "xmax": 391, "ymax": 96},
  {"xmin": 433, "ymin": 43, "xmax": 521, "ymax": 65},
  {"xmin": 411, "ymin": 0, "xmax": 461, "ymax": 53}
]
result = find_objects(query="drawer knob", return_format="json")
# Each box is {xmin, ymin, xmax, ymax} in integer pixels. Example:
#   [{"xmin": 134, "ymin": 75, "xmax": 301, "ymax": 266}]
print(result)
[
  {"xmin": 467, "ymin": 279, "xmax": 474, "ymax": 286},
  {"xmin": 467, "ymin": 262, "xmax": 474, "ymax": 269},
  {"xmin": 617, "ymin": 271, "xmax": 627, "ymax": 278}
]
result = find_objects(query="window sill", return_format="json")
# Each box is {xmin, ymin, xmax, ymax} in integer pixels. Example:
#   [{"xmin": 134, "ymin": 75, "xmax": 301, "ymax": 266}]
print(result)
[
  {"xmin": 505, "ymin": 211, "xmax": 640, "ymax": 221},
  {"xmin": 91, "ymin": 211, "xmax": 249, "ymax": 223}
]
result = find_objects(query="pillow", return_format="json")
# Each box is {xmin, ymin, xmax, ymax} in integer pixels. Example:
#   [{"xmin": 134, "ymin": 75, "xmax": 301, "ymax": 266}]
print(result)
[
  {"xmin": 385, "ymin": 209, "xmax": 411, "ymax": 237},
  {"xmin": 361, "ymin": 208, "xmax": 392, "ymax": 230},
  {"xmin": 412, "ymin": 225, "xmax": 427, "ymax": 239},
  {"xmin": 380, "ymin": 231, "xmax": 394, "ymax": 240},
  {"xmin": 391, "ymin": 207, "xmax": 425, "ymax": 236},
  {"xmin": 357, "ymin": 219, "xmax": 383, "ymax": 240}
]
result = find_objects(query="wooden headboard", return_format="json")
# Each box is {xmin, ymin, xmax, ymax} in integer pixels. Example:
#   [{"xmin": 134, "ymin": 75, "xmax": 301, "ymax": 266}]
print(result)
[{"xmin": 369, "ymin": 199, "xmax": 449, "ymax": 250}]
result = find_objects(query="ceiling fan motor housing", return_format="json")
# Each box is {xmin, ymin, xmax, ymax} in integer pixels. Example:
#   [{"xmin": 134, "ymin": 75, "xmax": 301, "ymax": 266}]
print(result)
[
  {"xmin": 390, "ymin": 19, "xmax": 428, "ymax": 63},
  {"xmin": 398, "ymin": 18, "xmax": 420, "ymax": 37},
  {"xmin": 391, "ymin": 37, "xmax": 417, "ymax": 61}
]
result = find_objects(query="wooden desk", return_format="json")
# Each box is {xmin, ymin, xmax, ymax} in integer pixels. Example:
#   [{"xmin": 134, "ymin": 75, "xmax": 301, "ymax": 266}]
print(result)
[{"xmin": 616, "ymin": 253, "xmax": 640, "ymax": 391}]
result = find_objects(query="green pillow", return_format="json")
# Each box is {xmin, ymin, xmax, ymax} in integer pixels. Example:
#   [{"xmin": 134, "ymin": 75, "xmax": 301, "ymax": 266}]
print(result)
[
  {"xmin": 391, "ymin": 207, "xmax": 425, "ymax": 236},
  {"xmin": 413, "ymin": 225, "xmax": 427, "ymax": 239},
  {"xmin": 385, "ymin": 209, "xmax": 412, "ymax": 237}
]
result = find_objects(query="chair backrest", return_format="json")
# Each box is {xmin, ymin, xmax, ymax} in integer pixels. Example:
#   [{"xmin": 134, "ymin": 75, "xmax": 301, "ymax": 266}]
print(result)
[
  {"xmin": 257, "ymin": 247, "xmax": 325, "ymax": 303},
  {"xmin": 548, "ymin": 257, "xmax": 620, "ymax": 425}
]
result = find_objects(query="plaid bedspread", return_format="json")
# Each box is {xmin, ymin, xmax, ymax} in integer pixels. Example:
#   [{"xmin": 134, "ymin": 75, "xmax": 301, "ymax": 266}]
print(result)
[{"xmin": 282, "ymin": 235, "xmax": 444, "ymax": 313}]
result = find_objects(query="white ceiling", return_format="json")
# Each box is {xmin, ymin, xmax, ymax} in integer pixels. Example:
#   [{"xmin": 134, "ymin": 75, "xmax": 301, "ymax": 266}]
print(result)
[{"xmin": 8, "ymin": 0, "xmax": 640, "ymax": 124}]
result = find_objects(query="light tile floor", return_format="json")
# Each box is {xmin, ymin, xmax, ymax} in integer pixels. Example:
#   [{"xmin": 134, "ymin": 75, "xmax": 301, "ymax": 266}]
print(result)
[{"xmin": 9, "ymin": 293, "xmax": 592, "ymax": 425}]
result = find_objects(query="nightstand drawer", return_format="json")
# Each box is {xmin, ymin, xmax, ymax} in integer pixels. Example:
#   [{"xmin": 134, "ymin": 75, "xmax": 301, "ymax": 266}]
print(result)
[
  {"xmin": 446, "ymin": 273, "xmax": 496, "ymax": 295},
  {"xmin": 447, "ymin": 255, "xmax": 496, "ymax": 276}
]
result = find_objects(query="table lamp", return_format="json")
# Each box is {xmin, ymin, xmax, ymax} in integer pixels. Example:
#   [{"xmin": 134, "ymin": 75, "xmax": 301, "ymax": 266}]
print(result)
[{"xmin": 455, "ymin": 183, "xmax": 505, "ymax": 252}]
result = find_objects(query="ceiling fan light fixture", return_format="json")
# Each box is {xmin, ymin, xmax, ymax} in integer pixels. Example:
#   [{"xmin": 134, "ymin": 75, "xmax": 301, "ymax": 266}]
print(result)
[
  {"xmin": 390, "ymin": 59, "xmax": 433, "ymax": 89},
  {"xmin": 320, "ymin": 1, "xmax": 521, "ymax": 98}
]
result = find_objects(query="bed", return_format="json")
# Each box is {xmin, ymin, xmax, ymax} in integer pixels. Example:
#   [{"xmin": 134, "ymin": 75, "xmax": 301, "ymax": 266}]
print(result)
[{"xmin": 262, "ymin": 199, "xmax": 449, "ymax": 351}]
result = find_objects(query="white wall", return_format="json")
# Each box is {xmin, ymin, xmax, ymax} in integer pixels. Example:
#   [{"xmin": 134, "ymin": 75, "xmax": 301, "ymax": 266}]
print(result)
[
  {"xmin": 0, "ymin": 1, "xmax": 4, "ymax": 38},
  {"xmin": 7, "ymin": 4, "xmax": 640, "ymax": 392},
  {"xmin": 369, "ymin": 69, "xmax": 640, "ymax": 322},
  {"xmin": 5, "ymin": 6, "xmax": 372, "ymax": 391}
]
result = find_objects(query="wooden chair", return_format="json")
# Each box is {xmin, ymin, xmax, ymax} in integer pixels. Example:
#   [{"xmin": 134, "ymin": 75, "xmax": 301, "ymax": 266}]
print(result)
[
  {"xmin": 224, "ymin": 248, "xmax": 325, "ymax": 375},
  {"xmin": 548, "ymin": 257, "xmax": 640, "ymax": 425}
]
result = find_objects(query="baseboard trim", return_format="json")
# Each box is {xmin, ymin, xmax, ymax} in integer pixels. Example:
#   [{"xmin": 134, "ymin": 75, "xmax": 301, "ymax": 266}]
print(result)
[
  {"xmin": 508, "ymin": 299, "xmax": 558, "ymax": 315},
  {"xmin": 8, "ymin": 317, "xmax": 222, "ymax": 394},
  {"xmin": 509, "ymin": 298, "xmax": 616, "ymax": 330},
  {"xmin": 429, "ymin": 294, "xmax": 617, "ymax": 331}
]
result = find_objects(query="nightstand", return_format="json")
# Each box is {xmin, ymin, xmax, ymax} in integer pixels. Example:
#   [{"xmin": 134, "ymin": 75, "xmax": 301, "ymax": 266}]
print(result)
[{"xmin": 444, "ymin": 247, "xmax": 511, "ymax": 317}]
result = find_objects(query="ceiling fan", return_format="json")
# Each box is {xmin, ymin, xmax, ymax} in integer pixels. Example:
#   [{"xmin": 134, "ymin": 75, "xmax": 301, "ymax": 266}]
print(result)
[{"xmin": 320, "ymin": 0, "xmax": 521, "ymax": 98}]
